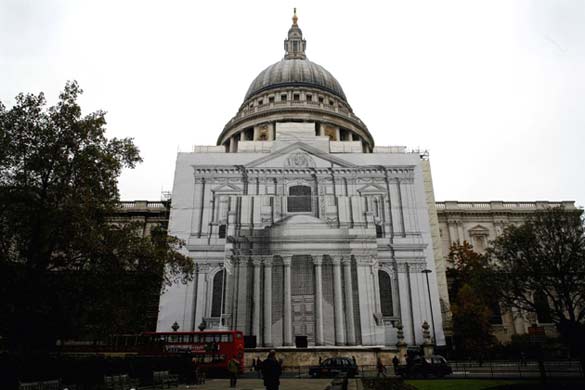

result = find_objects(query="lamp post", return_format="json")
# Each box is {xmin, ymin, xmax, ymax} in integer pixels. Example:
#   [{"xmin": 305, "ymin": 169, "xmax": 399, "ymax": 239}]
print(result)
[{"xmin": 422, "ymin": 269, "xmax": 436, "ymax": 343}]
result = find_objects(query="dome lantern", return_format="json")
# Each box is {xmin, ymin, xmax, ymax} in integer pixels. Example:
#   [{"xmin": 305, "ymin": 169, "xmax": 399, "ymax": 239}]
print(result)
[{"xmin": 284, "ymin": 8, "xmax": 306, "ymax": 60}]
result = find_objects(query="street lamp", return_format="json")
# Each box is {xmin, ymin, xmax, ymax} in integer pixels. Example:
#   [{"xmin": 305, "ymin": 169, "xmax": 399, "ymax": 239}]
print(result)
[{"xmin": 422, "ymin": 269, "xmax": 437, "ymax": 344}]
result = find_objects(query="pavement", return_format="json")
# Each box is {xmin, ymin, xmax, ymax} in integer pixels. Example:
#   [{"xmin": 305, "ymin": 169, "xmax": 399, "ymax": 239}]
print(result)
[{"xmin": 177, "ymin": 378, "xmax": 349, "ymax": 390}]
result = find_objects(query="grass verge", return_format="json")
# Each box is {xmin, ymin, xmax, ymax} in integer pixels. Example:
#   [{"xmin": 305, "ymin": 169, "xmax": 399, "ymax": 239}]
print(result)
[{"xmin": 405, "ymin": 379, "xmax": 534, "ymax": 390}]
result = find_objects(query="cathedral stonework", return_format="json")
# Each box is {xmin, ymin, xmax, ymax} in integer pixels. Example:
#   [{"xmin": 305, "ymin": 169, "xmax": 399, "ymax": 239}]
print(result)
[{"xmin": 157, "ymin": 12, "xmax": 446, "ymax": 348}]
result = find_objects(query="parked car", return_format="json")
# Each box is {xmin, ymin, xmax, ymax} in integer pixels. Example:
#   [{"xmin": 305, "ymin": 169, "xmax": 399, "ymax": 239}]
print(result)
[
  {"xmin": 395, "ymin": 355, "xmax": 452, "ymax": 378},
  {"xmin": 309, "ymin": 357, "xmax": 359, "ymax": 378}
]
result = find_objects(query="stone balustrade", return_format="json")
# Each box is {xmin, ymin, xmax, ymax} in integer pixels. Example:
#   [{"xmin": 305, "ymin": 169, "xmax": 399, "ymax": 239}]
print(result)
[{"xmin": 436, "ymin": 200, "xmax": 574, "ymax": 211}]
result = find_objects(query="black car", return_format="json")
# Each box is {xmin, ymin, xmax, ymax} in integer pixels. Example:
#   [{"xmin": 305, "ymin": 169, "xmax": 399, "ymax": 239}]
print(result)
[
  {"xmin": 395, "ymin": 355, "xmax": 452, "ymax": 378},
  {"xmin": 309, "ymin": 357, "xmax": 359, "ymax": 378}
]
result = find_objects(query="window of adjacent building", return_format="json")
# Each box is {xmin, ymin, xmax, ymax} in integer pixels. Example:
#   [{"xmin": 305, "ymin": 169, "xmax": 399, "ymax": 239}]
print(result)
[
  {"xmin": 378, "ymin": 270, "xmax": 393, "ymax": 316},
  {"xmin": 318, "ymin": 96, "xmax": 324, "ymax": 103},
  {"xmin": 218, "ymin": 224, "xmax": 226, "ymax": 238},
  {"xmin": 281, "ymin": 94, "xmax": 287, "ymax": 101},
  {"xmin": 307, "ymin": 94, "xmax": 312, "ymax": 102},
  {"xmin": 472, "ymin": 234, "xmax": 487, "ymax": 252},
  {"xmin": 329, "ymin": 99, "xmax": 334, "ymax": 105},
  {"xmin": 258, "ymin": 99, "xmax": 263, "ymax": 105},
  {"xmin": 211, "ymin": 270, "xmax": 225, "ymax": 317},
  {"xmin": 489, "ymin": 301, "xmax": 503, "ymax": 325},
  {"xmin": 269, "ymin": 96, "xmax": 275, "ymax": 103},
  {"xmin": 376, "ymin": 224, "xmax": 383, "ymax": 238},
  {"xmin": 534, "ymin": 291, "xmax": 553, "ymax": 323},
  {"xmin": 340, "ymin": 128, "xmax": 349, "ymax": 141},
  {"xmin": 293, "ymin": 94, "xmax": 300, "ymax": 101},
  {"xmin": 287, "ymin": 185, "xmax": 312, "ymax": 213}
]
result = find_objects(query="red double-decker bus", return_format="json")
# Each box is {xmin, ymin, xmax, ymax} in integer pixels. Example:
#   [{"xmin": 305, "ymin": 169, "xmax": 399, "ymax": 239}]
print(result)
[{"xmin": 141, "ymin": 331, "xmax": 245, "ymax": 373}]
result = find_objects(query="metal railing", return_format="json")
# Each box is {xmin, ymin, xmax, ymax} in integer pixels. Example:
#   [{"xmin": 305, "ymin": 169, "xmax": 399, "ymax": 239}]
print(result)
[
  {"xmin": 241, "ymin": 360, "xmax": 583, "ymax": 379},
  {"xmin": 447, "ymin": 359, "xmax": 583, "ymax": 379}
]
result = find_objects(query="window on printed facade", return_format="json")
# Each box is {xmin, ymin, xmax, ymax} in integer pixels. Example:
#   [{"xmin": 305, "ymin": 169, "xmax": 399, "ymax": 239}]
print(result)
[
  {"xmin": 379, "ymin": 270, "xmax": 393, "ymax": 316},
  {"xmin": 376, "ymin": 224, "xmax": 383, "ymax": 238},
  {"xmin": 287, "ymin": 185, "xmax": 312, "ymax": 213},
  {"xmin": 218, "ymin": 224, "xmax": 226, "ymax": 238},
  {"xmin": 211, "ymin": 270, "xmax": 225, "ymax": 317}
]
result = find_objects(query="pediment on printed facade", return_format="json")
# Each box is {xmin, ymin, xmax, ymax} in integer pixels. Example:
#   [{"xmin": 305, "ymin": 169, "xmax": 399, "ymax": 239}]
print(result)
[
  {"xmin": 245, "ymin": 142, "xmax": 356, "ymax": 169},
  {"xmin": 357, "ymin": 184, "xmax": 387, "ymax": 194},
  {"xmin": 211, "ymin": 183, "xmax": 242, "ymax": 193}
]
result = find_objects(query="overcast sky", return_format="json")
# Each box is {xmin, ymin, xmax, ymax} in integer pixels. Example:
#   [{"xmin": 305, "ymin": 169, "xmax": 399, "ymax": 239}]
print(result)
[{"xmin": 1, "ymin": 0, "xmax": 584, "ymax": 208}]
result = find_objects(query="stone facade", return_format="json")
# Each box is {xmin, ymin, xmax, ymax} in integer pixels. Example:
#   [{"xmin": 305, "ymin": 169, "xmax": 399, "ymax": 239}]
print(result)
[
  {"xmin": 111, "ymin": 200, "xmax": 170, "ymax": 330},
  {"xmin": 435, "ymin": 200, "xmax": 576, "ymax": 343}
]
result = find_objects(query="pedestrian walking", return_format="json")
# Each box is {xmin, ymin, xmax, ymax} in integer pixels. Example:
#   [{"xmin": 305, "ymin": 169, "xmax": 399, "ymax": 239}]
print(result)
[
  {"xmin": 376, "ymin": 357, "xmax": 387, "ymax": 377},
  {"xmin": 261, "ymin": 350, "xmax": 282, "ymax": 390},
  {"xmin": 255, "ymin": 357, "xmax": 263, "ymax": 378}
]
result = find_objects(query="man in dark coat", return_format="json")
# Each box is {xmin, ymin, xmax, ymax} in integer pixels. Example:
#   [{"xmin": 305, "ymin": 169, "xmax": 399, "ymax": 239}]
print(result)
[
  {"xmin": 392, "ymin": 355, "xmax": 400, "ymax": 374},
  {"xmin": 261, "ymin": 350, "xmax": 282, "ymax": 390}
]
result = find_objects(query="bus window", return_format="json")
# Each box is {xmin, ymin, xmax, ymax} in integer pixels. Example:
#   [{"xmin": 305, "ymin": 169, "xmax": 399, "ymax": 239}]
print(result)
[
  {"xmin": 205, "ymin": 334, "xmax": 220, "ymax": 343},
  {"xmin": 220, "ymin": 334, "xmax": 232, "ymax": 342}
]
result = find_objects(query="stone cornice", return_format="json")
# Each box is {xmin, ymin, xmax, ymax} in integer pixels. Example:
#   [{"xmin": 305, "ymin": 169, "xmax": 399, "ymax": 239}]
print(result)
[{"xmin": 192, "ymin": 165, "xmax": 415, "ymax": 181}]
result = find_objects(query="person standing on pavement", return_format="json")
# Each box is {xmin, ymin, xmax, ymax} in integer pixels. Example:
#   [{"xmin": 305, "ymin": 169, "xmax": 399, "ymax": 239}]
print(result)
[
  {"xmin": 255, "ymin": 357, "xmax": 263, "ymax": 378},
  {"xmin": 392, "ymin": 355, "xmax": 400, "ymax": 374},
  {"xmin": 261, "ymin": 350, "xmax": 282, "ymax": 390},
  {"xmin": 227, "ymin": 354, "xmax": 241, "ymax": 388}
]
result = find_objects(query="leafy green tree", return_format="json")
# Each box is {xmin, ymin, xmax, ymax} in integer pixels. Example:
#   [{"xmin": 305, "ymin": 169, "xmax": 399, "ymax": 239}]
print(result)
[
  {"xmin": 447, "ymin": 241, "xmax": 497, "ymax": 358},
  {"xmin": 487, "ymin": 207, "xmax": 585, "ymax": 368},
  {"xmin": 0, "ymin": 82, "xmax": 193, "ymax": 352}
]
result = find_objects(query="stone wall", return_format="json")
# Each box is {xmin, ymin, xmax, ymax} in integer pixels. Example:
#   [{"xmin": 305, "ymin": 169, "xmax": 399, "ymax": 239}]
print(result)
[{"xmin": 243, "ymin": 348, "xmax": 399, "ymax": 368}]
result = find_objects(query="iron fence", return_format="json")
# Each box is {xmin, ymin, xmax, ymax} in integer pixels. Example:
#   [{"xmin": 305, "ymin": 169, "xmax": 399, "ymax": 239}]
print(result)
[{"xmin": 240, "ymin": 360, "xmax": 583, "ymax": 380}]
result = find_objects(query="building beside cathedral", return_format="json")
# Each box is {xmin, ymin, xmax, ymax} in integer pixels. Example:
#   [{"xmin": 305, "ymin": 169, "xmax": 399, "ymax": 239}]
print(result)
[
  {"xmin": 157, "ymin": 13, "xmax": 445, "ymax": 348},
  {"xmin": 154, "ymin": 12, "xmax": 576, "ymax": 349},
  {"xmin": 435, "ymin": 200, "xmax": 575, "ymax": 343}
]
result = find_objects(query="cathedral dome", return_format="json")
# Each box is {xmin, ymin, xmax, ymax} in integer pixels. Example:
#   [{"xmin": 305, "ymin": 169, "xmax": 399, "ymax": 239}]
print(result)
[
  {"xmin": 245, "ymin": 59, "xmax": 347, "ymax": 102},
  {"xmin": 218, "ymin": 10, "xmax": 374, "ymax": 152}
]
